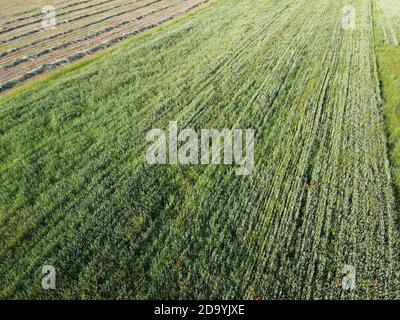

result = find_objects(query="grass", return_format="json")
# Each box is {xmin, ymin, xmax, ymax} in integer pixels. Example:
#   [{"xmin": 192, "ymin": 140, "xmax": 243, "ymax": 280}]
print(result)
[
  {"xmin": 0, "ymin": 0, "xmax": 399, "ymax": 299},
  {"xmin": 377, "ymin": 46, "xmax": 400, "ymax": 181}
]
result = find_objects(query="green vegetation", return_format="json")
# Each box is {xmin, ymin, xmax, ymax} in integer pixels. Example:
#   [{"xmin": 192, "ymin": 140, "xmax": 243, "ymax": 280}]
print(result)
[
  {"xmin": 373, "ymin": 0, "xmax": 400, "ymax": 192},
  {"xmin": 373, "ymin": 3, "xmax": 400, "ymax": 290},
  {"xmin": 377, "ymin": 46, "xmax": 400, "ymax": 188},
  {"xmin": 0, "ymin": 0, "xmax": 399, "ymax": 299}
]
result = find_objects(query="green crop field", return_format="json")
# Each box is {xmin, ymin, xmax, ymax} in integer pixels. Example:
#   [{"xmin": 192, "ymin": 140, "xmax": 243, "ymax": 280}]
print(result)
[{"xmin": 1, "ymin": 0, "xmax": 400, "ymax": 300}]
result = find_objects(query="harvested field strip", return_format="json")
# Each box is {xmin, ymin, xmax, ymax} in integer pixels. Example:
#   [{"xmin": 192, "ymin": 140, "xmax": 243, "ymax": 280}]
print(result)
[
  {"xmin": 1, "ymin": 0, "xmax": 115, "ymax": 29},
  {"xmin": 0, "ymin": 0, "xmax": 398, "ymax": 299},
  {"xmin": 0, "ymin": 0, "xmax": 165, "ymax": 52},
  {"xmin": 0, "ymin": 0, "xmax": 189, "ymax": 70},
  {"xmin": 0, "ymin": 0, "xmax": 209, "ymax": 92},
  {"xmin": 375, "ymin": 0, "xmax": 400, "ymax": 45},
  {"xmin": 0, "ymin": 0, "xmax": 80, "ymax": 20},
  {"xmin": 0, "ymin": 0, "xmax": 158, "ymax": 42},
  {"xmin": 373, "ymin": 0, "xmax": 400, "ymax": 296}
]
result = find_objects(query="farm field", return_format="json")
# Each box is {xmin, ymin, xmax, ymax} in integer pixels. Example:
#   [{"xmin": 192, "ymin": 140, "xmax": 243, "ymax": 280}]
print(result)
[
  {"xmin": 0, "ymin": 0, "xmax": 209, "ymax": 93},
  {"xmin": 375, "ymin": 0, "xmax": 400, "ymax": 45},
  {"xmin": 0, "ymin": 0, "xmax": 400, "ymax": 300},
  {"xmin": 374, "ymin": 0, "xmax": 400, "ymax": 224}
]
